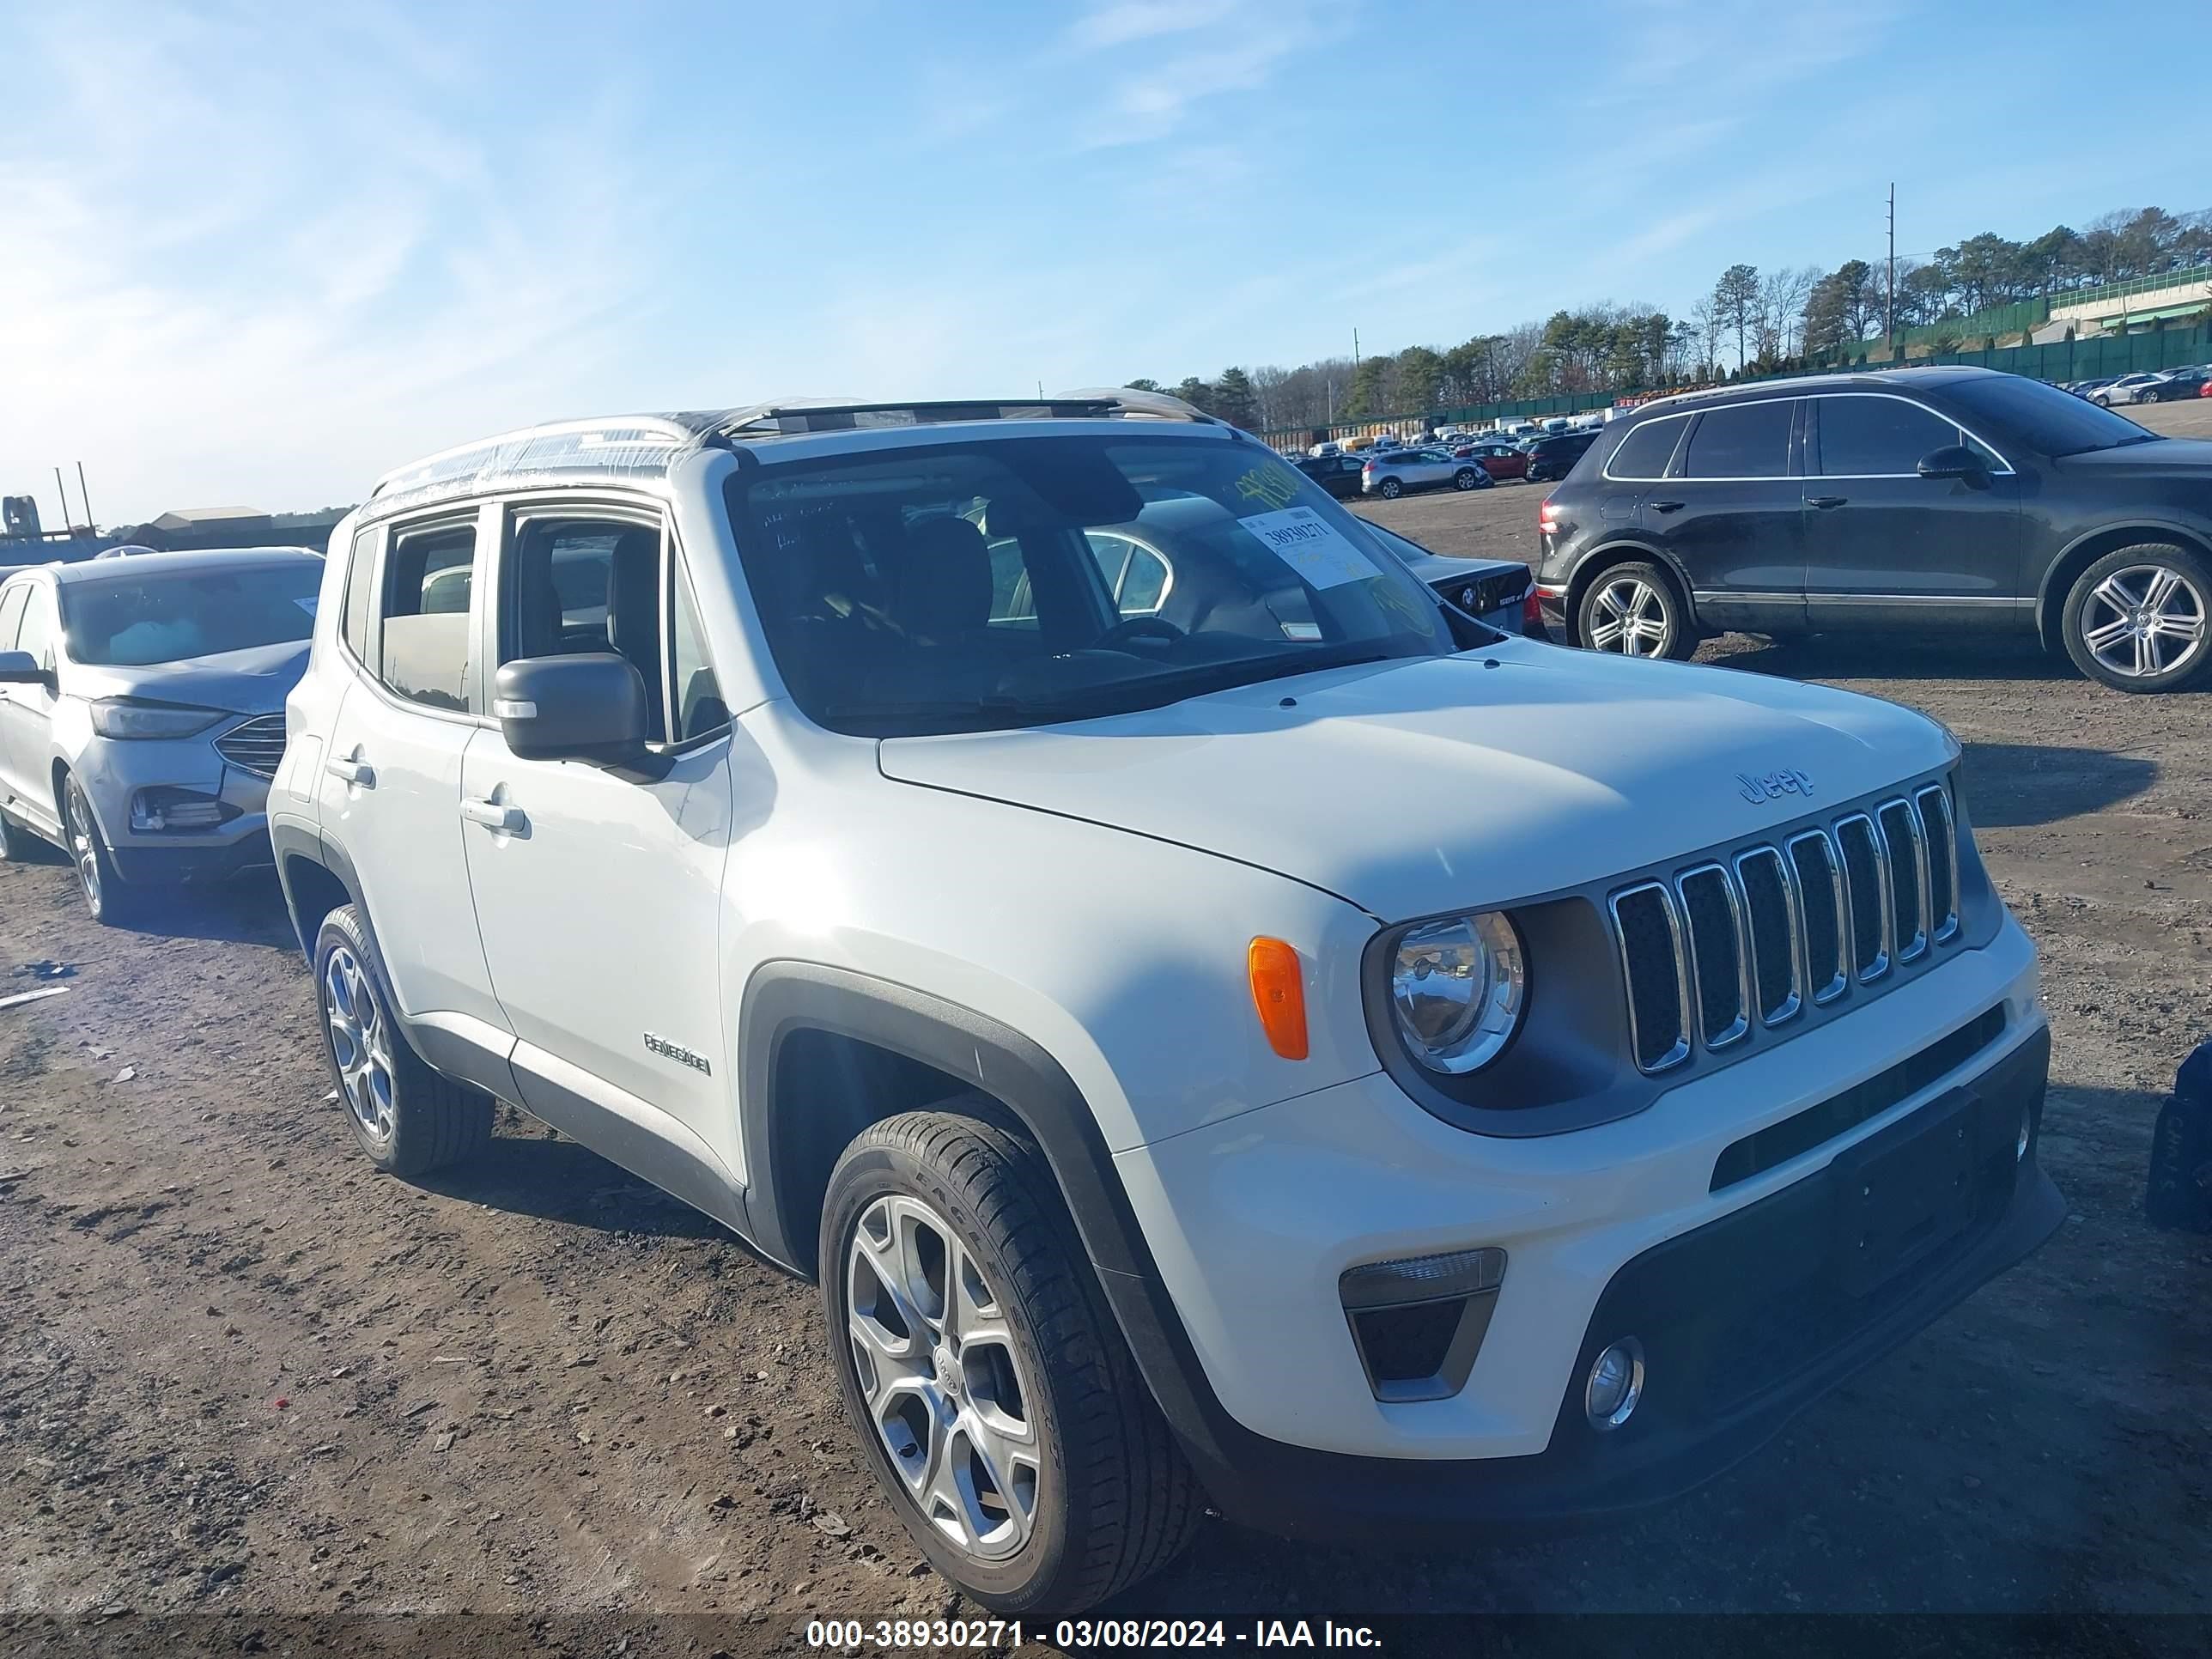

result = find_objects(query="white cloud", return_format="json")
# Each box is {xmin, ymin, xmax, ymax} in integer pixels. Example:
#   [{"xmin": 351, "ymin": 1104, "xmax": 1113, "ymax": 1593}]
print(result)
[
  {"xmin": 1066, "ymin": 0, "xmax": 1242, "ymax": 52},
  {"xmin": 0, "ymin": 8, "xmax": 688, "ymax": 525}
]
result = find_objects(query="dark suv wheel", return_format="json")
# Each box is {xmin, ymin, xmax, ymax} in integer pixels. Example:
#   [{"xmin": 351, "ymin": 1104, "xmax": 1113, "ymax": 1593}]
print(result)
[
  {"xmin": 2061, "ymin": 543, "xmax": 2212, "ymax": 693},
  {"xmin": 1574, "ymin": 561, "xmax": 1698, "ymax": 660}
]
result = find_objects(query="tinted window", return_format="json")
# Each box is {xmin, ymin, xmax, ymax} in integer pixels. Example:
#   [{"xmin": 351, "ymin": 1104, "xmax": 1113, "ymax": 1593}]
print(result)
[
  {"xmin": 59, "ymin": 563, "xmax": 321, "ymax": 667},
  {"xmin": 1816, "ymin": 397, "xmax": 1962, "ymax": 475},
  {"xmin": 1946, "ymin": 374, "xmax": 2154, "ymax": 457},
  {"xmin": 1607, "ymin": 416, "xmax": 1684, "ymax": 479},
  {"xmin": 342, "ymin": 529, "xmax": 378, "ymax": 664},
  {"xmin": 1683, "ymin": 401, "xmax": 1794, "ymax": 479},
  {"xmin": 0, "ymin": 584, "xmax": 27, "ymax": 651},
  {"xmin": 381, "ymin": 526, "xmax": 476, "ymax": 713},
  {"xmin": 670, "ymin": 560, "xmax": 729, "ymax": 743}
]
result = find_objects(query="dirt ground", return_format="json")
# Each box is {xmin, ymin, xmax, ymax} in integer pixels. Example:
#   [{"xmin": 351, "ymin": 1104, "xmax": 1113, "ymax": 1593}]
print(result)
[{"xmin": 3, "ymin": 400, "xmax": 2209, "ymax": 1655}]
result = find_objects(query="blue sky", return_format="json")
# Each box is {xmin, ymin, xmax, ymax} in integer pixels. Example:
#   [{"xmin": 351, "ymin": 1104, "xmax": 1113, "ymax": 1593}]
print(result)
[{"xmin": 5, "ymin": 0, "xmax": 2208, "ymax": 525}]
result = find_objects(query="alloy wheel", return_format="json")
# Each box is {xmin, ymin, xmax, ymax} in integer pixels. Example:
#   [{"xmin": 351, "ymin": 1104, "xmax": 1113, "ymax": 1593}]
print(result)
[
  {"xmin": 2079, "ymin": 562, "xmax": 2208, "ymax": 681},
  {"xmin": 846, "ymin": 1194, "xmax": 1040, "ymax": 1563},
  {"xmin": 324, "ymin": 945, "xmax": 397, "ymax": 1143},
  {"xmin": 64, "ymin": 783, "xmax": 102, "ymax": 914},
  {"xmin": 1588, "ymin": 576, "xmax": 1672, "ymax": 656}
]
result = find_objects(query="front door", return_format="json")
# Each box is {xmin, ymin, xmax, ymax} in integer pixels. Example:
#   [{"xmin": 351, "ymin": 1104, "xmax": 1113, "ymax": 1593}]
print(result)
[
  {"xmin": 318, "ymin": 510, "xmax": 513, "ymax": 1074},
  {"xmin": 1801, "ymin": 392, "xmax": 2023, "ymax": 633},
  {"xmin": 459, "ymin": 504, "xmax": 755, "ymax": 1185},
  {"xmin": 1651, "ymin": 397, "xmax": 1807, "ymax": 635}
]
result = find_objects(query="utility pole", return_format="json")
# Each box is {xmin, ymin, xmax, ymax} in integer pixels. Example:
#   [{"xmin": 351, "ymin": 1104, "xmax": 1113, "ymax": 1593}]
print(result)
[
  {"xmin": 76, "ymin": 462, "xmax": 93, "ymax": 533},
  {"xmin": 54, "ymin": 467, "xmax": 72, "ymax": 536},
  {"xmin": 1352, "ymin": 327, "xmax": 1360, "ymax": 375},
  {"xmin": 1885, "ymin": 182, "xmax": 1897, "ymax": 348}
]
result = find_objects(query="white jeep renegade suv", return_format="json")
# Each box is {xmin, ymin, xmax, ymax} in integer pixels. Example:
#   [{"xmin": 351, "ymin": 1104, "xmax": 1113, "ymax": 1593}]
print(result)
[{"xmin": 271, "ymin": 392, "xmax": 2058, "ymax": 1613}]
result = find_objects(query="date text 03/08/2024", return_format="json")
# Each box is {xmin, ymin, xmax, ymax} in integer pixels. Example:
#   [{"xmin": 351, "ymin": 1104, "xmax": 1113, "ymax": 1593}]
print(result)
[{"xmin": 805, "ymin": 1618, "xmax": 1384, "ymax": 1650}]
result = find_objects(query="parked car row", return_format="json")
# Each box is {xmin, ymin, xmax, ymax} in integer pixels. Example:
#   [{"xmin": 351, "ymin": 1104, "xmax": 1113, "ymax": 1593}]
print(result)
[
  {"xmin": 2066, "ymin": 367, "xmax": 2212, "ymax": 404},
  {"xmin": 0, "ymin": 389, "xmax": 2064, "ymax": 1619}
]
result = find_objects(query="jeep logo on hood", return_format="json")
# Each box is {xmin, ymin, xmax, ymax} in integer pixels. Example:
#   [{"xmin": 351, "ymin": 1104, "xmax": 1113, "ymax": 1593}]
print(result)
[{"xmin": 1738, "ymin": 769, "xmax": 1815, "ymax": 805}]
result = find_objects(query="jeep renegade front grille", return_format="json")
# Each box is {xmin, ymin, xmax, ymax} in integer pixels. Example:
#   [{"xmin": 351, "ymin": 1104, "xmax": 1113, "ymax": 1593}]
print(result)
[
  {"xmin": 213, "ymin": 713, "xmax": 287, "ymax": 781},
  {"xmin": 1611, "ymin": 784, "xmax": 1963, "ymax": 1075}
]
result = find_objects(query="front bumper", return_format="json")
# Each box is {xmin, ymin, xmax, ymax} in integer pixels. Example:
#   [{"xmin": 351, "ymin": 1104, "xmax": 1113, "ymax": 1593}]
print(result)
[
  {"xmin": 1111, "ymin": 916, "xmax": 2052, "ymax": 1539},
  {"xmin": 71, "ymin": 732, "xmax": 276, "ymax": 886}
]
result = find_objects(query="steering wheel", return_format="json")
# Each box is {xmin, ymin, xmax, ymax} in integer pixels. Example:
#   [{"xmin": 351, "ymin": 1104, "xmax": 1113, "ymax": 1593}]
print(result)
[{"xmin": 1095, "ymin": 616, "xmax": 1187, "ymax": 652}]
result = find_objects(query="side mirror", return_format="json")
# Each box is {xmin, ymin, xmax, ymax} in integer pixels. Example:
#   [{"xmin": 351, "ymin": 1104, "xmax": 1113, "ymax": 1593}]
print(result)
[
  {"xmin": 491, "ymin": 653, "xmax": 669, "ymax": 781},
  {"xmin": 0, "ymin": 649, "xmax": 46, "ymax": 687},
  {"xmin": 1917, "ymin": 444, "xmax": 1988, "ymax": 483}
]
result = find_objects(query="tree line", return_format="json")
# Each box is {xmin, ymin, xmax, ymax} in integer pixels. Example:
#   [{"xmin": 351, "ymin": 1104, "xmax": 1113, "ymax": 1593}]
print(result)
[{"xmin": 1129, "ymin": 203, "xmax": 2211, "ymax": 434}]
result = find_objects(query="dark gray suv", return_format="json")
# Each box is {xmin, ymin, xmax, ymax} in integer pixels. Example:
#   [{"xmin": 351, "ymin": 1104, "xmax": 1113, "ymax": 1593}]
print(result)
[{"xmin": 1533, "ymin": 367, "xmax": 2212, "ymax": 692}]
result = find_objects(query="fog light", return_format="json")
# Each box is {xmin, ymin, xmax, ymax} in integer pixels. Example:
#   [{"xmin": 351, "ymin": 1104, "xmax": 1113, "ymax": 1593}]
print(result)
[
  {"xmin": 1585, "ymin": 1337, "xmax": 1645, "ymax": 1431},
  {"xmin": 131, "ymin": 787, "xmax": 233, "ymax": 833}
]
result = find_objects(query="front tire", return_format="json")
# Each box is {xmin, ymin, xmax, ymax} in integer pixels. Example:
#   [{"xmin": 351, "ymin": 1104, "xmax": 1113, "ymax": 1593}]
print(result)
[
  {"xmin": 313, "ymin": 903, "xmax": 493, "ymax": 1175},
  {"xmin": 822, "ymin": 1107, "xmax": 1200, "ymax": 1616},
  {"xmin": 61, "ymin": 774, "xmax": 146, "ymax": 927},
  {"xmin": 2061, "ymin": 544, "xmax": 2212, "ymax": 693},
  {"xmin": 1575, "ymin": 561, "xmax": 1697, "ymax": 659}
]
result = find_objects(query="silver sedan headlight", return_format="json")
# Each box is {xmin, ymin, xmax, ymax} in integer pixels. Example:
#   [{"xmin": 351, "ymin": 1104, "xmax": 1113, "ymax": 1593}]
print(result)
[{"xmin": 1389, "ymin": 912, "xmax": 1528, "ymax": 1074}]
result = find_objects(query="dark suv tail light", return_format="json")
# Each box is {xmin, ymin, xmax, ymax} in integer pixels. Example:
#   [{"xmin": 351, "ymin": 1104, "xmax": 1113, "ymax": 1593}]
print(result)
[{"xmin": 1538, "ymin": 495, "xmax": 1560, "ymax": 534}]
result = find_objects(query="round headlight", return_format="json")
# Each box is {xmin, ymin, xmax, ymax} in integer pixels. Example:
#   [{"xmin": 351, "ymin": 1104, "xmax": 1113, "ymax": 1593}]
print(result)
[{"xmin": 1389, "ymin": 912, "xmax": 1527, "ymax": 1074}]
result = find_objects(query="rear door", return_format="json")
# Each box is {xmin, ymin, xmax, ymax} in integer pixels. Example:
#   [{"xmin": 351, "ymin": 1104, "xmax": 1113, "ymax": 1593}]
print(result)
[
  {"xmin": 1649, "ymin": 398, "xmax": 1807, "ymax": 635},
  {"xmin": 1801, "ymin": 392, "xmax": 2021, "ymax": 633},
  {"xmin": 0, "ymin": 581, "xmax": 36, "ymax": 817},
  {"xmin": 317, "ymin": 508, "xmax": 513, "ymax": 1082},
  {"xmin": 0, "ymin": 582, "xmax": 64, "ymax": 826}
]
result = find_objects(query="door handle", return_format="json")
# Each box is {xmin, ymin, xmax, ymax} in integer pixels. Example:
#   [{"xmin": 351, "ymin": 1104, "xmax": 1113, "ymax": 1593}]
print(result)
[
  {"xmin": 325, "ymin": 756, "xmax": 374, "ymax": 787},
  {"xmin": 460, "ymin": 796, "xmax": 525, "ymax": 833},
  {"xmin": 1806, "ymin": 495, "xmax": 1849, "ymax": 509},
  {"xmin": 1649, "ymin": 500, "xmax": 1685, "ymax": 514}
]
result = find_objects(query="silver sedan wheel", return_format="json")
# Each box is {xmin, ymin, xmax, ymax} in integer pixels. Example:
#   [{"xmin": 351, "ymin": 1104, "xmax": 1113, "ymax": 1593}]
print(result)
[
  {"xmin": 1589, "ymin": 576, "xmax": 1672, "ymax": 656},
  {"xmin": 324, "ymin": 945, "xmax": 397, "ymax": 1143},
  {"xmin": 64, "ymin": 785, "xmax": 102, "ymax": 912},
  {"xmin": 846, "ymin": 1194, "xmax": 1040, "ymax": 1563},
  {"xmin": 2080, "ymin": 562, "xmax": 2209, "ymax": 681}
]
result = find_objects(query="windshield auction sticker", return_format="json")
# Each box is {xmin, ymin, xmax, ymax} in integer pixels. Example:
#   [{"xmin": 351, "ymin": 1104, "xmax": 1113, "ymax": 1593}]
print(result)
[{"xmin": 1238, "ymin": 506, "xmax": 1373, "ymax": 590}]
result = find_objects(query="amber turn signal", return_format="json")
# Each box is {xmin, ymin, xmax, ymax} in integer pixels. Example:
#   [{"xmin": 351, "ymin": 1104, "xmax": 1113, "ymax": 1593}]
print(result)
[{"xmin": 1248, "ymin": 937, "xmax": 1309, "ymax": 1060}]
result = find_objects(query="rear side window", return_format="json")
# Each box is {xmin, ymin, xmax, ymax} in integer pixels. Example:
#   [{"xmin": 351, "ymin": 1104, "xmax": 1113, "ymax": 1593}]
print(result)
[
  {"xmin": 1683, "ymin": 401, "xmax": 1795, "ymax": 479},
  {"xmin": 1815, "ymin": 397, "xmax": 1961, "ymax": 476},
  {"xmin": 342, "ymin": 528, "xmax": 378, "ymax": 665},
  {"xmin": 15, "ymin": 587, "xmax": 56, "ymax": 668},
  {"xmin": 380, "ymin": 523, "xmax": 477, "ymax": 713}
]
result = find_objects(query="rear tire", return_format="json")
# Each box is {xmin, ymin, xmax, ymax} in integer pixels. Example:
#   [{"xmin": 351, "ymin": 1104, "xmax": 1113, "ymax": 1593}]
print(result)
[
  {"xmin": 2060, "ymin": 543, "xmax": 2212, "ymax": 693},
  {"xmin": 1574, "ymin": 560, "xmax": 1697, "ymax": 660},
  {"xmin": 1453, "ymin": 468, "xmax": 1481, "ymax": 491},
  {"xmin": 313, "ymin": 903, "xmax": 493, "ymax": 1176},
  {"xmin": 821, "ymin": 1105, "xmax": 1200, "ymax": 1616},
  {"xmin": 0, "ymin": 807, "xmax": 47, "ymax": 865},
  {"xmin": 1377, "ymin": 478, "xmax": 1402, "ymax": 499}
]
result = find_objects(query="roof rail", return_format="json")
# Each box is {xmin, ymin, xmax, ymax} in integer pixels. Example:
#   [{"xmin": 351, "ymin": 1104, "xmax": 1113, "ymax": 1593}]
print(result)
[
  {"xmin": 711, "ymin": 390, "xmax": 1218, "ymax": 440},
  {"xmin": 368, "ymin": 415, "xmax": 699, "ymax": 501}
]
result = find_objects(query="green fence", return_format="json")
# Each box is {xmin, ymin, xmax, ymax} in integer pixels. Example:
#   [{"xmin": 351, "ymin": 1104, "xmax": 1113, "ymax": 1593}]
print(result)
[{"xmin": 1817, "ymin": 323, "xmax": 2210, "ymax": 383}]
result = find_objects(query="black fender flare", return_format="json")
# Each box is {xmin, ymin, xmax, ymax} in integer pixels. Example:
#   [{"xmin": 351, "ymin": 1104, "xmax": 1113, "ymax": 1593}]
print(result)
[
  {"xmin": 1565, "ymin": 540, "xmax": 1698, "ymax": 628},
  {"xmin": 2033, "ymin": 517, "xmax": 2212, "ymax": 641},
  {"xmin": 736, "ymin": 961, "xmax": 1241, "ymax": 1474}
]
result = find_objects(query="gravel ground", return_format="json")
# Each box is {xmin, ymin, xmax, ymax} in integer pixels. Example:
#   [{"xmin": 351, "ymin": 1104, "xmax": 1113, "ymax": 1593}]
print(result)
[{"xmin": 3, "ymin": 399, "xmax": 2209, "ymax": 1655}]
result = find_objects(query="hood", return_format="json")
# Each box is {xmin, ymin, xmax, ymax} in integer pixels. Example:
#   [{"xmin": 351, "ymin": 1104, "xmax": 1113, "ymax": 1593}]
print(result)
[
  {"xmin": 878, "ymin": 642, "xmax": 1955, "ymax": 920},
  {"xmin": 62, "ymin": 640, "xmax": 309, "ymax": 715},
  {"xmin": 2053, "ymin": 437, "xmax": 2212, "ymax": 474}
]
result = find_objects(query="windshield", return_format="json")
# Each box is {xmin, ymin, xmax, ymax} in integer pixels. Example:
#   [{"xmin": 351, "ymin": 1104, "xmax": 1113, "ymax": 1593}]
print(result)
[
  {"xmin": 726, "ymin": 433, "xmax": 1456, "ymax": 736},
  {"xmin": 61, "ymin": 562, "xmax": 322, "ymax": 666},
  {"xmin": 1946, "ymin": 374, "xmax": 2160, "ymax": 457}
]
